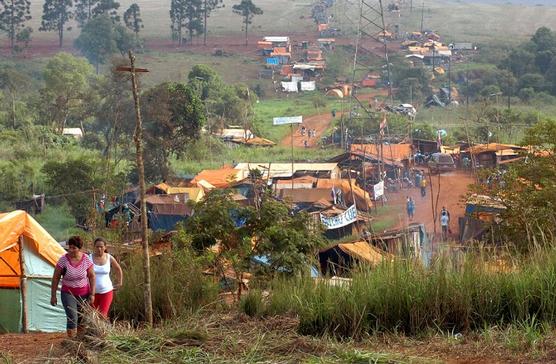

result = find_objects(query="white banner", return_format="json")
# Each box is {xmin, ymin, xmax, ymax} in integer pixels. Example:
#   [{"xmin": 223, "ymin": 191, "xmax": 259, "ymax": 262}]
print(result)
[
  {"xmin": 300, "ymin": 81, "xmax": 316, "ymax": 91},
  {"xmin": 320, "ymin": 204, "xmax": 357, "ymax": 230},
  {"xmin": 281, "ymin": 81, "xmax": 298, "ymax": 92},
  {"xmin": 373, "ymin": 181, "xmax": 384, "ymax": 199},
  {"xmin": 273, "ymin": 116, "xmax": 303, "ymax": 125}
]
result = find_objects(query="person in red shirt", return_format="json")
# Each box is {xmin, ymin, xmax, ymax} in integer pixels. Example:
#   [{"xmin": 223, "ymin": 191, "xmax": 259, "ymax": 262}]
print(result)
[{"xmin": 50, "ymin": 236, "xmax": 96, "ymax": 338}]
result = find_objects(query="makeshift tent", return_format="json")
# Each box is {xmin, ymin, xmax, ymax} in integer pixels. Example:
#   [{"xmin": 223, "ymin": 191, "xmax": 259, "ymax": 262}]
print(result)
[
  {"xmin": 318, "ymin": 241, "xmax": 391, "ymax": 275},
  {"xmin": 0, "ymin": 210, "xmax": 66, "ymax": 333}
]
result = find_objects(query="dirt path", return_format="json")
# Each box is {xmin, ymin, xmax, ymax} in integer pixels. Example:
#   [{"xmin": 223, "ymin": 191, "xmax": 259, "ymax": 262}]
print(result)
[
  {"xmin": 385, "ymin": 170, "xmax": 476, "ymax": 238},
  {"xmin": 0, "ymin": 333, "xmax": 65, "ymax": 362},
  {"xmin": 281, "ymin": 112, "xmax": 336, "ymax": 148}
]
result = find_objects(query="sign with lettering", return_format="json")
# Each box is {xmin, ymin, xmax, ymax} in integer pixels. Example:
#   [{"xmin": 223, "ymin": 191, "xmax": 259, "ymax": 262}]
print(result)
[
  {"xmin": 273, "ymin": 116, "xmax": 303, "ymax": 125},
  {"xmin": 320, "ymin": 204, "xmax": 357, "ymax": 230}
]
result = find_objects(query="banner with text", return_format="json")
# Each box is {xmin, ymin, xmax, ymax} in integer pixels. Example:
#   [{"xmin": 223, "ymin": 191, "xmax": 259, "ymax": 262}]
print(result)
[
  {"xmin": 273, "ymin": 116, "xmax": 303, "ymax": 125},
  {"xmin": 320, "ymin": 204, "xmax": 357, "ymax": 230}
]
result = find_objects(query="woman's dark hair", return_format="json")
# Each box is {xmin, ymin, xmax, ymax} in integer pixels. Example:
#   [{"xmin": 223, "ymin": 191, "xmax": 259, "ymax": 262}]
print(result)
[
  {"xmin": 67, "ymin": 236, "xmax": 83, "ymax": 249},
  {"xmin": 94, "ymin": 237, "xmax": 107, "ymax": 246}
]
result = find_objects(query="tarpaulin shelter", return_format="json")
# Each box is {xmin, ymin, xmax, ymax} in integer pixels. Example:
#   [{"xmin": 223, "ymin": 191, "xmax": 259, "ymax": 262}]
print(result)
[
  {"xmin": 0, "ymin": 210, "xmax": 66, "ymax": 333},
  {"xmin": 145, "ymin": 195, "xmax": 192, "ymax": 231},
  {"xmin": 318, "ymin": 241, "xmax": 391, "ymax": 275}
]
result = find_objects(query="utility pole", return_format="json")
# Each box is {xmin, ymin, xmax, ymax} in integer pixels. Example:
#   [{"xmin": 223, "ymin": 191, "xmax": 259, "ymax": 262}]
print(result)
[
  {"xmin": 116, "ymin": 52, "xmax": 153, "ymax": 326},
  {"xmin": 448, "ymin": 55, "xmax": 451, "ymax": 104},
  {"xmin": 420, "ymin": 1, "xmax": 424, "ymax": 34}
]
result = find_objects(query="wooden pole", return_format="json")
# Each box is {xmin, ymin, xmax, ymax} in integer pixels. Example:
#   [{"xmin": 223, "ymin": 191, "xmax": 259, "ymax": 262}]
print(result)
[
  {"xmin": 18, "ymin": 237, "xmax": 28, "ymax": 333},
  {"xmin": 127, "ymin": 50, "xmax": 153, "ymax": 326},
  {"xmin": 291, "ymin": 123, "xmax": 294, "ymax": 193}
]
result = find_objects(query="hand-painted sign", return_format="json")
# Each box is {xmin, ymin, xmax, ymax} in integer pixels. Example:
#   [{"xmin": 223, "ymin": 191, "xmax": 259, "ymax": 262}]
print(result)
[
  {"xmin": 320, "ymin": 204, "xmax": 357, "ymax": 230},
  {"xmin": 273, "ymin": 116, "xmax": 303, "ymax": 125},
  {"xmin": 373, "ymin": 181, "xmax": 384, "ymax": 199}
]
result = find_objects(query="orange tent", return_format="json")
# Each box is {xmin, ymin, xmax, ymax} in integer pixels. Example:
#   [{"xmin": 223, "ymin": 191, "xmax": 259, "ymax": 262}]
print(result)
[{"xmin": 0, "ymin": 210, "xmax": 67, "ymax": 332}]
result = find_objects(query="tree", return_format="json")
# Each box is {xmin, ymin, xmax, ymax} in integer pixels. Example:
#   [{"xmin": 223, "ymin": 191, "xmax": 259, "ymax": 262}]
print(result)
[
  {"xmin": 201, "ymin": 0, "xmax": 223, "ymax": 45},
  {"xmin": 91, "ymin": 0, "xmax": 120, "ymax": 23},
  {"xmin": 123, "ymin": 3, "xmax": 143, "ymax": 36},
  {"xmin": 39, "ymin": 0, "xmax": 73, "ymax": 48},
  {"xmin": 74, "ymin": 15, "xmax": 118, "ymax": 72},
  {"xmin": 0, "ymin": 0, "xmax": 32, "ymax": 52},
  {"xmin": 40, "ymin": 53, "xmax": 94, "ymax": 132},
  {"xmin": 42, "ymin": 157, "xmax": 126, "ymax": 225},
  {"xmin": 0, "ymin": 66, "xmax": 30, "ymax": 128},
  {"xmin": 477, "ymin": 119, "xmax": 556, "ymax": 251},
  {"xmin": 531, "ymin": 27, "xmax": 556, "ymax": 53},
  {"xmin": 74, "ymin": 0, "xmax": 97, "ymax": 27},
  {"xmin": 232, "ymin": 0, "xmax": 262, "ymax": 46},
  {"xmin": 140, "ymin": 82, "xmax": 205, "ymax": 181},
  {"xmin": 170, "ymin": 0, "xmax": 203, "ymax": 46}
]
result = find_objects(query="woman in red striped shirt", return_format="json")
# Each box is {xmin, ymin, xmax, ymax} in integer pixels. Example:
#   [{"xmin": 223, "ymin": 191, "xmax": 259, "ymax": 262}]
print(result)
[{"xmin": 50, "ymin": 236, "xmax": 96, "ymax": 338}]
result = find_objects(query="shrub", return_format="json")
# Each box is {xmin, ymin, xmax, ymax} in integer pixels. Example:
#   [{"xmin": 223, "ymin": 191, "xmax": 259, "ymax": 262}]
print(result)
[{"xmin": 112, "ymin": 250, "xmax": 219, "ymax": 322}]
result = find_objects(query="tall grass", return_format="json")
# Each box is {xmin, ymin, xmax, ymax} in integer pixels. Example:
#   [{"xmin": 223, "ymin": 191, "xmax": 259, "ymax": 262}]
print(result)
[
  {"xmin": 112, "ymin": 250, "xmax": 219, "ymax": 322},
  {"xmin": 258, "ymin": 247, "xmax": 556, "ymax": 338}
]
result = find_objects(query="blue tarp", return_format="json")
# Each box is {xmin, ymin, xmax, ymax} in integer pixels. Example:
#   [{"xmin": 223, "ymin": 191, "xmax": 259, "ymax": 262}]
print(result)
[
  {"xmin": 147, "ymin": 212, "xmax": 187, "ymax": 231},
  {"xmin": 266, "ymin": 57, "xmax": 279, "ymax": 65}
]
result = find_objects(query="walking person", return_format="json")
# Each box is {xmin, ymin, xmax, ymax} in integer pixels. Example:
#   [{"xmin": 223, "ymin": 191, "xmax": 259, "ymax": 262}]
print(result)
[
  {"xmin": 406, "ymin": 197, "xmax": 415, "ymax": 220},
  {"xmin": 50, "ymin": 236, "xmax": 95, "ymax": 338},
  {"xmin": 420, "ymin": 176, "xmax": 428, "ymax": 197},
  {"xmin": 90, "ymin": 238, "xmax": 124, "ymax": 319},
  {"xmin": 440, "ymin": 211, "xmax": 450, "ymax": 241}
]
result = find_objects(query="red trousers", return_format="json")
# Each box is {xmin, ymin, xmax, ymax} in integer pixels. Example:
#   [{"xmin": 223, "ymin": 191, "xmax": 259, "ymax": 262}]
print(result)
[{"xmin": 92, "ymin": 290, "xmax": 113, "ymax": 318}]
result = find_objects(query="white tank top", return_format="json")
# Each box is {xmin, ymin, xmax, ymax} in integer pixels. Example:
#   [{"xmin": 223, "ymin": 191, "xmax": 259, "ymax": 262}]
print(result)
[{"xmin": 90, "ymin": 253, "xmax": 113, "ymax": 294}]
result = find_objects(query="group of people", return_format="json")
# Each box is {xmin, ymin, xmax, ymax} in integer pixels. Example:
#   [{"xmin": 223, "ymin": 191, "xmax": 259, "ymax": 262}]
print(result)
[
  {"xmin": 406, "ymin": 199, "xmax": 452, "ymax": 240},
  {"xmin": 50, "ymin": 236, "xmax": 123, "ymax": 338},
  {"xmin": 300, "ymin": 126, "xmax": 318, "ymax": 148}
]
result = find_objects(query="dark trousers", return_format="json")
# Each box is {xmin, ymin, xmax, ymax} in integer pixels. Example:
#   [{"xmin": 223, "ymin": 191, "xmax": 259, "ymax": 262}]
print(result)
[
  {"xmin": 61, "ymin": 291, "xmax": 89, "ymax": 330},
  {"xmin": 420, "ymin": 187, "xmax": 426, "ymax": 197}
]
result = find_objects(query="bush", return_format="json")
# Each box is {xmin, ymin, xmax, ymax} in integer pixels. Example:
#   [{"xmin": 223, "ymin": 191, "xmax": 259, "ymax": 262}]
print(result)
[{"xmin": 112, "ymin": 250, "xmax": 219, "ymax": 322}]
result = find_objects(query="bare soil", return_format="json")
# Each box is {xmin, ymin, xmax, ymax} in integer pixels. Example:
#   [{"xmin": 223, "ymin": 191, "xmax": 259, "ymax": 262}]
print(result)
[
  {"xmin": 386, "ymin": 169, "xmax": 476, "ymax": 238},
  {"xmin": 0, "ymin": 332, "xmax": 66, "ymax": 363}
]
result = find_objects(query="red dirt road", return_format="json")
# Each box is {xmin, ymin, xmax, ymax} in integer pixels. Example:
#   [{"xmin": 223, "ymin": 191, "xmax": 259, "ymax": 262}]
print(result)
[
  {"xmin": 385, "ymin": 170, "xmax": 476, "ymax": 238},
  {"xmin": 0, "ymin": 332, "xmax": 65, "ymax": 362},
  {"xmin": 282, "ymin": 112, "xmax": 336, "ymax": 148}
]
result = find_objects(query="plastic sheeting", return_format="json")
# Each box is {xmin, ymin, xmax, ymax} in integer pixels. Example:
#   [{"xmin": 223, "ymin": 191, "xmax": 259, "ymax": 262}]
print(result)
[
  {"xmin": 300, "ymin": 81, "xmax": 316, "ymax": 91},
  {"xmin": 27, "ymin": 279, "xmax": 65, "ymax": 332},
  {"xmin": 0, "ymin": 210, "xmax": 65, "ymax": 287},
  {"xmin": 281, "ymin": 81, "xmax": 298, "ymax": 92}
]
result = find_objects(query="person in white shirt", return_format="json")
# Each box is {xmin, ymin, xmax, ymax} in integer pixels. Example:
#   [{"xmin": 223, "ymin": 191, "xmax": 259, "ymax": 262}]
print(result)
[
  {"xmin": 440, "ymin": 211, "xmax": 450, "ymax": 241},
  {"xmin": 90, "ymin": 237, "xmax": 123, "ymax": 318}
]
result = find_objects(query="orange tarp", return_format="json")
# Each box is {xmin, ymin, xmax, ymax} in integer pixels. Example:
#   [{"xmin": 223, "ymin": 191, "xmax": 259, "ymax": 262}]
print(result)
[
  {"xmin": 337, "ymin": 241, "xmax": 393, "ymax": 265},
  {"xmin": 191, "ymin": 166, "xmax": 241, "ymax": 189},
  {"xmin": 318, "ymin": 23, "xmax": 329, "ymax": 32},
  {"xmin": 351, "ymin": 143, "xmax": 412, "ymax": 162},
  {"xmin": 316, "ymin": 179, "xmax": 373, "ymax": 211},
  {"xmin": 272, "ymin": 47, "xmax": 288, "ymax": 54},
  {"xmin": 0, "ymin": 210, "xmax": 65, "ymax": 288},
  {"xmin": 281, "ymin": 65, "xmax": 293, "ymax": 76}
]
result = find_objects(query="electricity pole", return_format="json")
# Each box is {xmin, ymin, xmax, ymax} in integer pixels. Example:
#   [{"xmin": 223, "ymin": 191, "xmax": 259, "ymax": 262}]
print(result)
[{"xmin": 116, "ymin": 52, "xmax": 153, "ymax": 326}]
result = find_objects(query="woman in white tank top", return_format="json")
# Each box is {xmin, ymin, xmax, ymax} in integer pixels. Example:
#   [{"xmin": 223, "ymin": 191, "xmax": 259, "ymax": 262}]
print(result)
[{"xmin": 90, "ymin": 237, "xmax": 123, "ymax": 318}]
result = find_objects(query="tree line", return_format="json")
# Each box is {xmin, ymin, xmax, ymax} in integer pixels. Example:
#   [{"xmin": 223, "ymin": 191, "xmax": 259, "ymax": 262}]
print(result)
[{"xmin": 0, "ymin": 0, "xmax": 263, "ymax": 54}]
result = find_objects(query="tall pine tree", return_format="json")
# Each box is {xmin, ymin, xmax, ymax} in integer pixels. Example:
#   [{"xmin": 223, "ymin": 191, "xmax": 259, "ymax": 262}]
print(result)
[
  {"xmin": 123, "ymin": 3, "xmax": 143, "ymax": 36},
  {"xmin": 170, "ymin": 0, "xmax": 203, "ymax": 46},
  {"xmin": 92, "ymin": 0, "xmax": 120, "ymax": 23},
  {"xmin": 232, "ymin": 0, "xmax": 262, "ymax": 46},
  {"xmin": 0, "ymin": 0, "xmax": 32, "ymax": 52},
  {"xmin": 75, "ymin": 0, "xmax": 97, "ymax": 27},
  {"xmin": 201, "ymin": 0, "xmax": 223, "ymax": 46},
  {"xmin": 39, "ymin": 0, "xmax": 73, "ymax": 48}
]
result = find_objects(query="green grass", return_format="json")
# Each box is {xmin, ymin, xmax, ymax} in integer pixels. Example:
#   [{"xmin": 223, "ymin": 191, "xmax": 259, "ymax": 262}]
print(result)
[
  {"xmin": 253, "ymin": 94, "xmax": 344, "ymax": 142},
  {"xmin": 34, "ymin": 205, "xmax": 81, "ymax": 241},
  {"xmin": 260, "ymin": 245, "xmax": 556, "ymax": 338},
  {"xmin": 332, "ymin": 0, "xmax": 556, "ymax": 45},
  {"xmin": 172, "ymin": 141, "xmax": 343, "ymax": 175}
]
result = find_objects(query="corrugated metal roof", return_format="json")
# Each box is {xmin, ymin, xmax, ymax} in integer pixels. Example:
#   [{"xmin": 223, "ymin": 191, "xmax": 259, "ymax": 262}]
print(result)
[
  {"xmin": 264, "ymin": 36, "xmax": 290, "ymax": 43},
  {"xmin": 235, "ymin": 163, "xmax": 340, "ymax": 179}
]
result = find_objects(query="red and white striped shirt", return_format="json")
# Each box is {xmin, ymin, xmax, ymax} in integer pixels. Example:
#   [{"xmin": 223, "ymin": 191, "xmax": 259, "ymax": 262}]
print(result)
[{"xmin": 56, "ymin": 254, "xmax": 93, "ymax": 296}]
